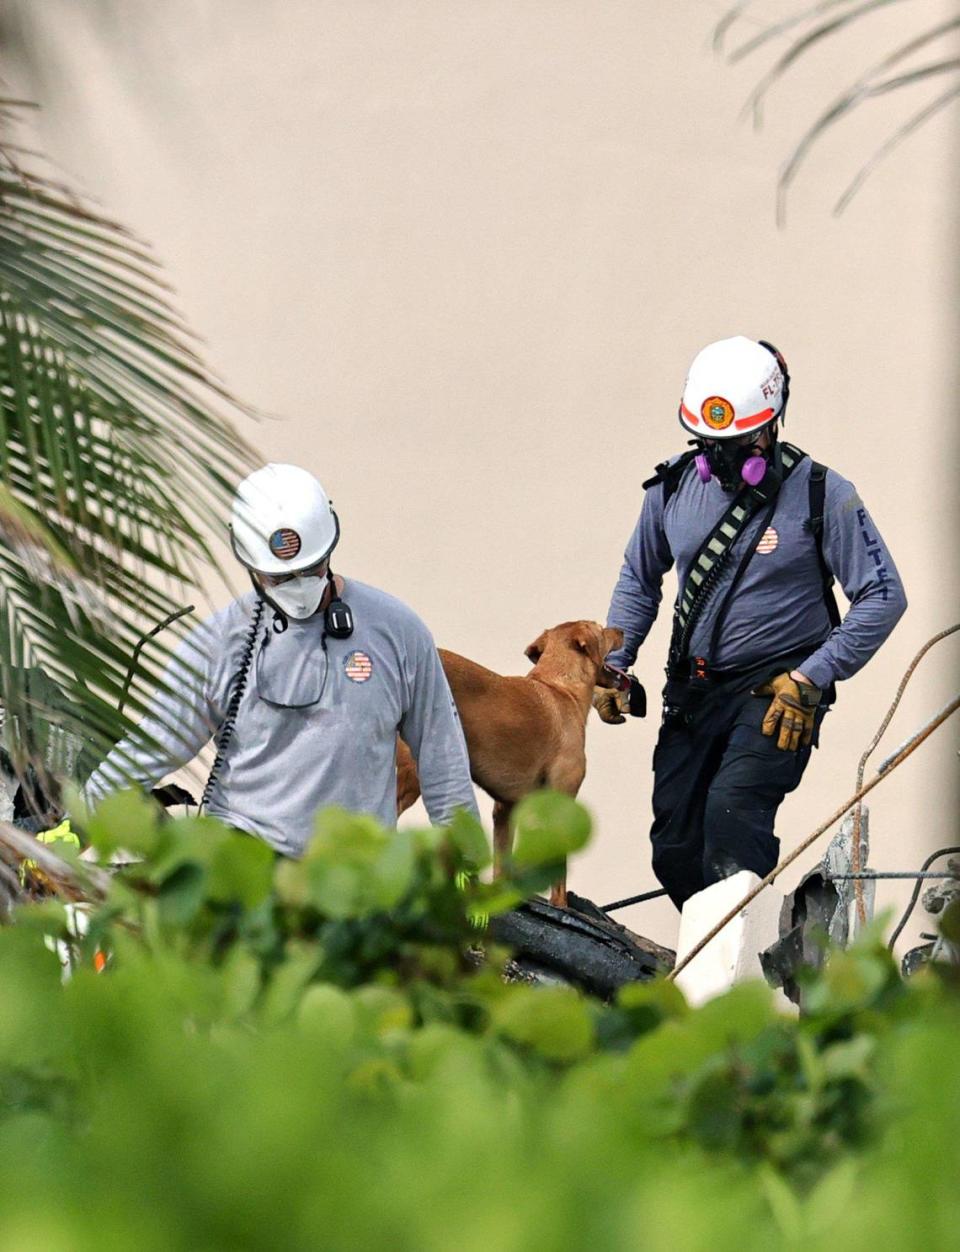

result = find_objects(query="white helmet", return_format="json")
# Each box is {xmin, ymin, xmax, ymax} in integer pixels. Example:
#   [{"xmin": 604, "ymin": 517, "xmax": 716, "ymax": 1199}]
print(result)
[
  {"xmin": 679, "ymin": 336, "xmax": 787, "ymax": 440},
  {"xmin": 230, "ymin": 463, "xmax": 339, "ymax": 575}
]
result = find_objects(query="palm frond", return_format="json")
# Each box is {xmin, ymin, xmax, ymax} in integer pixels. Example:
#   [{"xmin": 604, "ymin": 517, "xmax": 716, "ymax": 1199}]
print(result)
[
  {"xmin": 776, "ymin": 43, "xmax": 960, "ymax": 223},
  {"xmin": 833, "ymin": 80, "xmax": 960, "ymax": 214},
  {"xmin": 729, "ymin": 0, "xmax": 898, "ymax": 67},
  {"xmin": 736, "ymin": 0, "xmax": 908, "ymax": 128},
  {"xmin": 716, "ymin": 1, "xmax": 960, "ymax": 217},
  {"xmin": 713, "ymin": 1, "xmax": 758, "ymax": 54},
  {"xmin": 0, "ymin": 100, "xmax": 257, "ymax": 798}
]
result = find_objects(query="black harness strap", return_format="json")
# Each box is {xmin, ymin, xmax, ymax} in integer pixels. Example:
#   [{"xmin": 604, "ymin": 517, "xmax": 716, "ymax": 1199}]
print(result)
[
  {"xmin": 807, "ymin": 461, "xmax": 842, "ymax": 629},
  {"xmin": 642, "ymin": 450, "xmax": 697, "ymax": 507}
]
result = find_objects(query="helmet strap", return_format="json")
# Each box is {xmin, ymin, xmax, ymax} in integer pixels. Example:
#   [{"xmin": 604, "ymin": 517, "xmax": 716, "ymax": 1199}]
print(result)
[{"xmin": 758, "ymin": 340, "xmax": 790, "ymax": 426}]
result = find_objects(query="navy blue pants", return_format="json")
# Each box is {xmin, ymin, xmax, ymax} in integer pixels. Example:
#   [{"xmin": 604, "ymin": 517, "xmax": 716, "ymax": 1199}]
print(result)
[{"xmin": 650, "ymin": 663, "xmax": 828, "ymax": 910}]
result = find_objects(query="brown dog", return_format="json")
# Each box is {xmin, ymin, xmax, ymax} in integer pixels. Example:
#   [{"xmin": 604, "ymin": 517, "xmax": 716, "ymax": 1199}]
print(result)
[{"xmin": 396, "ymin": 621, "xmax": 624, "ymax": 906}]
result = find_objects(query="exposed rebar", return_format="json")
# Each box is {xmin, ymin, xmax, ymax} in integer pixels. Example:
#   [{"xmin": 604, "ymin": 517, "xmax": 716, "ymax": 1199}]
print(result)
[
  {"xmin": 831, "ymin": 870, "xmax": 957, "ymax": 881},
  {"xmin": 851, "ymin": 623, "xmax": 959, "ymax": 925},
  {"xmin": 602, "ymin": 887, "xmax": 669, "ymax": 913}
]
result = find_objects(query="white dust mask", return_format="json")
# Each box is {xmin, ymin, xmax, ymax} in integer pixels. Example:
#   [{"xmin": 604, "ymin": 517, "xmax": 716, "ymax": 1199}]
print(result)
[{"xmin": 263, "ymin": 574, "xmax": 327, "ymax": 621}]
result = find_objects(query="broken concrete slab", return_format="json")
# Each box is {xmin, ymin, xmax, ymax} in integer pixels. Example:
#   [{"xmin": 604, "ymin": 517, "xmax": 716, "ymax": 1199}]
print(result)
[
  {"xmin": 761, "ymin": 812, "xmax": 876, "ymax": 1006},
  {"xmin": 674, "ymin": 870, "xmax": 792, "ymax": 1010},
  {"xmin": 490, "ymin": 892, "xmax": 674, "ymax": 998}
]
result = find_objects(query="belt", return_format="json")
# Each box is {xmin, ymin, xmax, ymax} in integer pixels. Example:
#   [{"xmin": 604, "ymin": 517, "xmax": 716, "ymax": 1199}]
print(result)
[{"xmin": 668, "ymin": 647, "xmax": 821, "ymax": 685}]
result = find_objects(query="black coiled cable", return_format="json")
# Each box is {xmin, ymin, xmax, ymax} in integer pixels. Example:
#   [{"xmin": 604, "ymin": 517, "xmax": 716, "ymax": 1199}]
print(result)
[
  {"xmin": 199, "ymin": 598, "xmax": 265, "ymax": 812},
  {"xmin": 887, "ymin": 845, "xmax": 960, "ymax": 952}
]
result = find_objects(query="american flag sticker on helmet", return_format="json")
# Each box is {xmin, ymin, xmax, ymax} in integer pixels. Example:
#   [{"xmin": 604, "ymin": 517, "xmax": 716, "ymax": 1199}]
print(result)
[
  {"xmin": 756, "ymin": 526, "xmax": 779, "ymax": 554},
  {"xmin": 344, "ymin": 651, "xmax": 373, "ymax": 683},
  {"xmin": 269, "ymin": 528, "xmax": 302, "ymax": 560}
]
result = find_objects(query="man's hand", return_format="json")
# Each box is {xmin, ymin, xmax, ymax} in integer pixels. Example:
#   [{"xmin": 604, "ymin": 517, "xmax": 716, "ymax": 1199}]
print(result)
[
  {"xmin": 592, "ymin": 687, "xmax": 629, "ymax": 724},
  {"xmin": 752, "ymin": 671, "xmax": 821, "ymax": 751}
]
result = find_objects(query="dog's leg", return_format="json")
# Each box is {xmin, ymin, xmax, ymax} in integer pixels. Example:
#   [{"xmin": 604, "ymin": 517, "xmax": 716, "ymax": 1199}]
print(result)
[
  {"xmin": 549, "ymin": 869, "xmax": 568, "ymax": 911},
  {"xmin": 396, "ymin": 739, "xmax": 421, "ymax": 815},
  {"xmin": 545, "ymin": 766, "xmax": 584, "ymax": 912},
  {"xmin": 492, "ymin": 800, "xmax": 513, "ymax": 878}
]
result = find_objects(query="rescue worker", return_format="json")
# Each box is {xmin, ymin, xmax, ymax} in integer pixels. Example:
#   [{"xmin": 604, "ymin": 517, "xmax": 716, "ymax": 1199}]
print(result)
[
  {"xmin": 597, "ymin": 337, "xmax": 906, "ymax": 909},
  {"xmin": 84, "ymin": 463, "xmax": 479, "ymax": 853}
]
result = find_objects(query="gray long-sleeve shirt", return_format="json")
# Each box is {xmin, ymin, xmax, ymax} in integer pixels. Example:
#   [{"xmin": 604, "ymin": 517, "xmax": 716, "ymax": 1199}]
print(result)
[
  {"xmin": 606, "ymin": 453, "xmax": 906, "ymax": 689},
  {"xmin": 84, "ymin": 580, "xmax": 479, "ymax": 855}
]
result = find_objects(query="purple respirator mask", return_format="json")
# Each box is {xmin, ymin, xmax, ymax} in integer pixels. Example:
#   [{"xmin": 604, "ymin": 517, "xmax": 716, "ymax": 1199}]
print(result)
[{"xmin": 695, "ymin": 440, "xmax": 768, "ymax": 490}]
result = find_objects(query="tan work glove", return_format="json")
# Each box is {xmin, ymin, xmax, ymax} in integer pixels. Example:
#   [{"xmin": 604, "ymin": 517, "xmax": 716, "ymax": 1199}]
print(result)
[
  {"xmin": 752, "ymin": 672, "xmax": 821, "ymax": 751},
  {"xmin": 592, "ymin": 686, "xmax": 629, "ymax": 724}
]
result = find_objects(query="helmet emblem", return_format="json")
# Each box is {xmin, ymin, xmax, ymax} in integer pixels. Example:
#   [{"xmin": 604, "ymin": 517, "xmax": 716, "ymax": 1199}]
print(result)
[
  {"xmin": 701, "ymin": 395, "xmax": 735, "ymax": 430},
  {"xmin": 268, "ymin": 528, "xmax": 302, "ymax": 560}
]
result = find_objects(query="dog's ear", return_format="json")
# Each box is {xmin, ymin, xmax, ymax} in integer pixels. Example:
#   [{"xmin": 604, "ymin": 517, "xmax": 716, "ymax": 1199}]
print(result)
[
  {"xmin": 602, "ymin": 626, "xmax": 624, "ymax": 658},
  {"xmin": 572, "ymin": 626, "xmax": 604, "ymax": 667},
  {"xmin": 525, "ymin": 631, "xmax": 548, "ymax": 664}
]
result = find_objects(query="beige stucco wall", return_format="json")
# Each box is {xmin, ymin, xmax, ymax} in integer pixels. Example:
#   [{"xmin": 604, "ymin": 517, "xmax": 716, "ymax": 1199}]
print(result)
[{"xmin": 18, "ymin": 0, "xmax": 959, "ymax": 955}]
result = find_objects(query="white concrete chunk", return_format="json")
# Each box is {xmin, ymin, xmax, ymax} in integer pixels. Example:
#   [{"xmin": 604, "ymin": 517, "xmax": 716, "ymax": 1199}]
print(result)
[{"xmin": 674, "ymin": 870, "xmax": 790, "ymax": 1009}]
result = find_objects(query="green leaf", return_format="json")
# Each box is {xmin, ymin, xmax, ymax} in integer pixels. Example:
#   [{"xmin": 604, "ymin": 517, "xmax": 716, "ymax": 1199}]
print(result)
[
  {"xmin": 616, "ymin": 978, "xmax": 689, "ymax": 1034},
  {"xmin": 208, "ymin": 834, "xmax": 275, "ymax": 909},
  {"xmin": 304, "ymin": 861, "xmax": 363, "ymax": 919},
  {"xmin": 308, "ymin": 808, "xmax": 388, "ymax": 866},
  {"xmin": 473, "ymin": 882, "xmax": 525, "ymax": 917},
  {"xmin": 820, "ymin": 1034, "xmax": 876, "ymax": 1081},
  {"xmin": 298, "ymin": 811, "xmax": 419, "ymax": 918},
  {"xmin": 404, "ymin": 1022, "xmax": 473, "ymax": 1081},
  {"xmin": 156, "ymin": 861, "xmax": 207, "ymax": 928},
  {"xmin": 134, "ymin": 816, "xmax": 227, "ymax": 887},
  {"xmin": 804, "ymin": 1159, "xmax": 859, "ymax": 1236},
  {"xmin": 759, "ymin": 1163, "xmax": 802, "ymax": 1242},
  {"xmin": 352, "ymin": 986, "xmax": 414, "ymax": 1037},
  {"xmin": 940, "ymin": 898, "xmax": 960, "ymax": 944},
  {"xmin": 493, "ymin": 986, "xmax": 595, "ymax": 1062},
  {"xmin": 802, "ymin": 948, "xmax": 890, "ymax": 1017},
  {"xmin": 221, "ymin": 948, "xmax": 262, "ymax": 1020},
  {"xmin": 274, "ymin": 858, "xmax": 310, "ymax": 908},
  {"xmin": 370, "ymin": 828, "xmax": 415, "ymax": 910},
  {"xmin": 510, "ymin": 791, "xmax": 591, "ymax": 868},
  {"xmin": 259, "ymin": 944, "xmax": 320, "ymax": 1026},
  {"xmin": 297, "ymin": 984, "xmax": 358, "ymax": 1049},
  {"xmin": 445, "ymin": 809, "xmax": 491, "ymax": 870},
  {"xmin": 85, "ymin": 788, "xmax": 159, "ymax": 858},
  {"xmin": 684, "ymin": 1068, "xmax": 743, "ymax": 1150},
  {"xmin": 796, "ymin": 1032, "xmax": 824, "ymax": 1093}
]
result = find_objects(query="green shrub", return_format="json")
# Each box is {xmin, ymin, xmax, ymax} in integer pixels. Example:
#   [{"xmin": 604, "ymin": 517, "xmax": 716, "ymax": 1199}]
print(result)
[{"xmin": 1, "ymin": 793, "xmax": 957, "ymax": 1250}]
